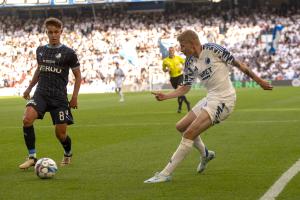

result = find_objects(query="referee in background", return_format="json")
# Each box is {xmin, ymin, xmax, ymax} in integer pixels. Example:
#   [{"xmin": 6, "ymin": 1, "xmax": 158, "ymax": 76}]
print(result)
[{"xmin": 162, "ymin": 47, "xmax": 190, "ymax": 113}]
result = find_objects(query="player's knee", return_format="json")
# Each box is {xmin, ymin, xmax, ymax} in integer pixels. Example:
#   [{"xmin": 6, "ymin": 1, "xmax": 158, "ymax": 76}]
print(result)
[
  {"xmin": 55, "ymin": 126, "xmax": 67, "ymax": 140},
  {"xmin": 23, "ymin": 116, "xmax": 34, "ymax": 127},
  {"xmin": 183, "ymin": 127, "xmax": 199, "ymax": 140},
  {"xmin": 56, "ymin": 131, "xmax": 66, "ymax": 141},
  {"xmin": 176, "ymin": 122, "xmax": 185, "ymax": 132}
]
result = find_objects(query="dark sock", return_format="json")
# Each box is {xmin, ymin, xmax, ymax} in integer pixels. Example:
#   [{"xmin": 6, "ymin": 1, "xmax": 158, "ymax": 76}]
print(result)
[
  {"xmin": 205, "ymin": 147, "xmax": 209, "ymax": 157},
  {"xmin": 178, "ymin": 96, "xmax": 183, "ymax": 110},
  {"xmin": 60, "ymin": 135, "xmax": 72, "ymax": 156},
  {"xmin": 23, "ymin": 126, "xmax": 36, "ymax": 156}
]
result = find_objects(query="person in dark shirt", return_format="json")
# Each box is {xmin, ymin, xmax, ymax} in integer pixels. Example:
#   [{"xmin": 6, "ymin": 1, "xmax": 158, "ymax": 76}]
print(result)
[{"xmin": 19, "ymin": 17, "xmax": 81, "ymax": 169}]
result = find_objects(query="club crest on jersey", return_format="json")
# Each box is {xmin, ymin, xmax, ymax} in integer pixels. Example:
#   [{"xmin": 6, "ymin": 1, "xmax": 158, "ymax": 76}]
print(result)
[
  {"xmin": 55, "ymin": 53, "xmax": 61, "ymax": 59},
  {"xmin": 205, "ymin": 57, "xmax": 211, "ymax": 64}
]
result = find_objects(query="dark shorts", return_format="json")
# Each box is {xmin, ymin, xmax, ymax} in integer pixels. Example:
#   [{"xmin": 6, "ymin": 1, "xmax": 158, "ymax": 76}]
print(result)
[
  {"xmin": 170, "ymin": 74, "xmax": 183, "ymax": 89},
  {"xmin": 26, "ymin": 92, "xmax": 74, "ymax": 125}
]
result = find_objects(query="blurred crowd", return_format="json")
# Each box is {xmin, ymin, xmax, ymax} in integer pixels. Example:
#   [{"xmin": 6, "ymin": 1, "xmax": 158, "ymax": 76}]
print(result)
[{"xmin": 0, "ymin": 4, "xmax": 299, "ymax": 91}]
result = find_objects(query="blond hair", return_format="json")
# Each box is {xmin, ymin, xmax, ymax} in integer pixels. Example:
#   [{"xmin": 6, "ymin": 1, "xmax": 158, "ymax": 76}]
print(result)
[{"xmin": 177, "ymin": 30, "xmax": 200, "ymax": 45}]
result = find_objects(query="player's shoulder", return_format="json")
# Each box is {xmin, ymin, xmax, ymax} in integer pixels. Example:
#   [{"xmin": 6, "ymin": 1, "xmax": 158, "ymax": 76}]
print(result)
[
  {"xmin": 184, "ymin": 56, "xmax": 197, "ymax": 68},
  {"xmin": 36, "ymin": 45, "xmax": 46, "ymax": 52},
  {"xmin": 163, "ymin": 57, "xmax": 170, "ymax": 62},
  {"xmin": 203, "ymin": 43, "xmax": 228, "ymax": 52},
  {"xmin": 60, "ymin": 44, "xmax": 76, "ymax": 54}
]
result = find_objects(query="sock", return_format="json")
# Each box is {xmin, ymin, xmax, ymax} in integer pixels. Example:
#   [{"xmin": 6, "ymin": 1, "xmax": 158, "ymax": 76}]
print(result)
[
  {"xmin": 178, "ymin": 96, "xmax": 183, "ymax": 110},
  {"xmin": 193, "ymin": 136, "xmax": 207, "ymax": 158},
  {"xmin": 160, "ymin": 137, "xmax": 193, "ymax": 176},
  {"xmin": 23, "ymin": 126, "xmax": 36, "ymax": 158},
  {"xmin": 205, "ymin": 147, "xmax": 209, "ymax": 157},
  {"xmin": 60, "ymin": 135, "xmax": 72, "ymax": 156},
  {"xmin": 183, "ymin": 96, "xmax": 191, "ymax": 111}
]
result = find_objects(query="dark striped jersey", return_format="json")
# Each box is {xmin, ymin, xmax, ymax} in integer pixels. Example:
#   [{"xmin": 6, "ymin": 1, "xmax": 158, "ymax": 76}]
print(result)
[
  {"xmin": 183, "ymin": 43, "xmax": 236, "ymax": 99},
  {"xmin": 35, "ymin": 44, "xmax": 80, "ymax": 98}
]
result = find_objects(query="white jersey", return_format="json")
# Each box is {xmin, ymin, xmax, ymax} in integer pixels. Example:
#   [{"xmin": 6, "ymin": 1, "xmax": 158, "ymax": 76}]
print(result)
[
  {"xmin": 114, "ymin": 68, "xmax": 125, "ymax": 88},
  {"xmin": 183, "ymin": 43, "xmax": 236, "ymax": 100}
]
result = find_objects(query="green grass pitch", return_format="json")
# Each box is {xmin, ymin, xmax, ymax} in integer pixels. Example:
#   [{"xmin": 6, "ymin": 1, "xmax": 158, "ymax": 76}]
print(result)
[{"xmin": 0, "ymin": 87, "xmax": 299, "ymax": 200}]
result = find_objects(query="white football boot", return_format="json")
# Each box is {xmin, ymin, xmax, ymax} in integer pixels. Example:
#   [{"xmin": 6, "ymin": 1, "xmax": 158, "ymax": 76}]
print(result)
[
  {"xmin": 197, "ymin": 150, "xmax": 215, "ymax": 173},
  {"xmin": 60, "ymin": 155, "xmax": 72, "ymax": 166},
  {"xmin": 144, "ymin": 172, "xmax": 171, "ymax": 183}
]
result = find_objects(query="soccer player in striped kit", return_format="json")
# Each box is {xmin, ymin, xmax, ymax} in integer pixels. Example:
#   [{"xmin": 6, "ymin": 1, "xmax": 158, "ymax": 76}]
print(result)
[{"xmin": 145, "ymin": 30, "xmax": 272, "ymax": 183}]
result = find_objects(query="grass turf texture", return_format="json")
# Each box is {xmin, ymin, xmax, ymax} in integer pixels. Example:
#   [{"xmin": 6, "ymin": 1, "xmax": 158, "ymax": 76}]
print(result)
[{"xmin": 0, "ymin": 87, "xmax": 299, "ymax": 200}]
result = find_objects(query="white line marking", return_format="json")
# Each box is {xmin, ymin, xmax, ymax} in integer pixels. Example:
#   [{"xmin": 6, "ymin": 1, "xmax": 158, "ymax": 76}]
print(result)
[
  {"xmin": 259, "ymin": 158, "xmax": 300, "ymax": 200},
  {"xmin": 1, "ymin": 120, "xmax": 299, "ymax": 130}
]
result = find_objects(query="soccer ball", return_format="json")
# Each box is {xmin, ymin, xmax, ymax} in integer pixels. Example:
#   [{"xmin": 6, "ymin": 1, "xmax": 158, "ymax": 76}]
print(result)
[{"xmin": 34, "ymin": 158, "xmax": 58, "ymax": 179}]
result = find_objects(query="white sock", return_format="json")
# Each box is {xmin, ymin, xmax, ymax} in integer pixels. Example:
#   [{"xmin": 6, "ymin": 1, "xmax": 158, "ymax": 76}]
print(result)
[
  {"xmin": 179, "ymin": 131, "xmax": 206, "ymax": 158},
  {"xmin": 193, "ymin": 136, "xmax": 207, "ymax": 158},
  {"xmin": 160, "ymin": 137, "xmax": 193, "ymax": 176},
  {"xmin": 29, "ymin": 153, "xmax": 36, "ymax": 158}
]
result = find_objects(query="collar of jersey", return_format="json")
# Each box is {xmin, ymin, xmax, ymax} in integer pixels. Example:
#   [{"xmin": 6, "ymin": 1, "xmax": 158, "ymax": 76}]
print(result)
[{"xmin": 46, "ymin": 44, "xmax": 64, "ymax": 49}]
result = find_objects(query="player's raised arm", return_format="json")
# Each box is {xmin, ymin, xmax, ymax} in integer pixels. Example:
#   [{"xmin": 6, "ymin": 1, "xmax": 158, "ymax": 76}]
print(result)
[
  {"xmin": 232, "ymin": 60, "xmax": 273, "ymax": 90},
  {"xmin": 23, "ymin": 66, "xmax": 40, "ymax": 100}
]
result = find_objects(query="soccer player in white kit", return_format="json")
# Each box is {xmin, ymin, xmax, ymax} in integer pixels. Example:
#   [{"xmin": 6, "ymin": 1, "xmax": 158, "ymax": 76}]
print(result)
[
  {"xmin": 144, "ymin": 30, "xmax": 273, "ymax": 183},
  {"xmin": 114, "ymin": 62, "xmax": 125, "ymax": 102}
]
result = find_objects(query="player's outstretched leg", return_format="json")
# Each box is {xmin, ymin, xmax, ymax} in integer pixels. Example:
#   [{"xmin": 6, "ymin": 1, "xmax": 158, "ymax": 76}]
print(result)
[
  {"xmin": 144, "ymin": 172, "xmax": 172, "ymax": 183},
  {"xmin": 197, "ymin": 150, "xmax": 215, "ymax": 173},
  {"xmin": 144, "ymin": 138, "xmax": 193, "ymax": 183}
]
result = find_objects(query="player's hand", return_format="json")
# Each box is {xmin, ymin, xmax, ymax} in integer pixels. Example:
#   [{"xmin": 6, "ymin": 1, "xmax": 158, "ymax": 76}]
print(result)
[
  {"xmin": 23, "ymin": 88, "xmax": 31, "ymax": 100},
  {"xmin": 151, "ymin": 91, "xmax": 166, "ymax": 101},
  {"xmin": 69, "ymin": 97, "xmax": 78, "ymax": 109},
  {"xmin": 259, "ymin": 80, "xmax": 273, "ymax": 90}
]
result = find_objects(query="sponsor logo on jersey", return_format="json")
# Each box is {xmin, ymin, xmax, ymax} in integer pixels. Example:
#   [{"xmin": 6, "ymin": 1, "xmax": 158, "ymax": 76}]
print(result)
[
  {"xmin": 39, "ymin": 65, "xmax": 62, "ymax": 74},
  {"xmin": 205, "ymin": 57, "xmax": 211, "ymax": 64},
  {"xmin": 200, "ymin": 67, "xmax": 212, "ymax": 80},
  {"xmin": 55, "ymin": 53, "xmax": 61, "ymax": 59}
]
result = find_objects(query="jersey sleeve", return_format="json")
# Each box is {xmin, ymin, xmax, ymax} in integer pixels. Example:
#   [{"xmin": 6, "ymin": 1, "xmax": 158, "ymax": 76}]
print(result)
[
  {"xmin": 183, "ymin": 56, "xmax": 197, "ymax": 86},
  {"xmin": 35, "ymin": 46, "xmax": 42, "ymax": 64},
  {"xmin": 203, "ymin": 43, "xmax": 235, "ymax": 65},
  {"xmin": 162, "ymin": 59, "xmax": 169, "ymax": 71},
  {"xmin": 68, "ymin": 50, "xmax": 80, "ymax": 69}
]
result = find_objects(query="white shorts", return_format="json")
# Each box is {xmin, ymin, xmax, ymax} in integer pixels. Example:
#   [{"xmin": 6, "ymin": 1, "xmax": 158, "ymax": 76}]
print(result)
[
  {"xmin": 192, "ymin": 97, "xmax": 235, "ymax": 125},
  {"xmin": 115, "ymin": 79, "xmax": 123, "ymax": 88}
]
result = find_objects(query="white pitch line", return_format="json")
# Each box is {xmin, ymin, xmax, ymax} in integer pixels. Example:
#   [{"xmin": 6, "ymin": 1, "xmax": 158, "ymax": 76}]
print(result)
[
  {"xmin": 259, "ymin": 158, "xmax": 300, "ymax": 200},
  {"xmin": 1, "ymin": 119, "xmax": 299, "ymax": 130}
]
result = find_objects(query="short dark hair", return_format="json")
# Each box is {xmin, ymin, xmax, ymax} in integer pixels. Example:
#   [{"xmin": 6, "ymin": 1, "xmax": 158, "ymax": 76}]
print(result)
[{"xmin": 44, "ymin": 17, "xmax": 63, "ymax": 29}]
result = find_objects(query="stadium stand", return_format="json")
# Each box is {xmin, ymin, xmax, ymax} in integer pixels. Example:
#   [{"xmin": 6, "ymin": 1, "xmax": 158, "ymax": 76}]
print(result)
[{"xmin": 0, "ymin": 1, "xmax": 299, "ymax": 94}]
